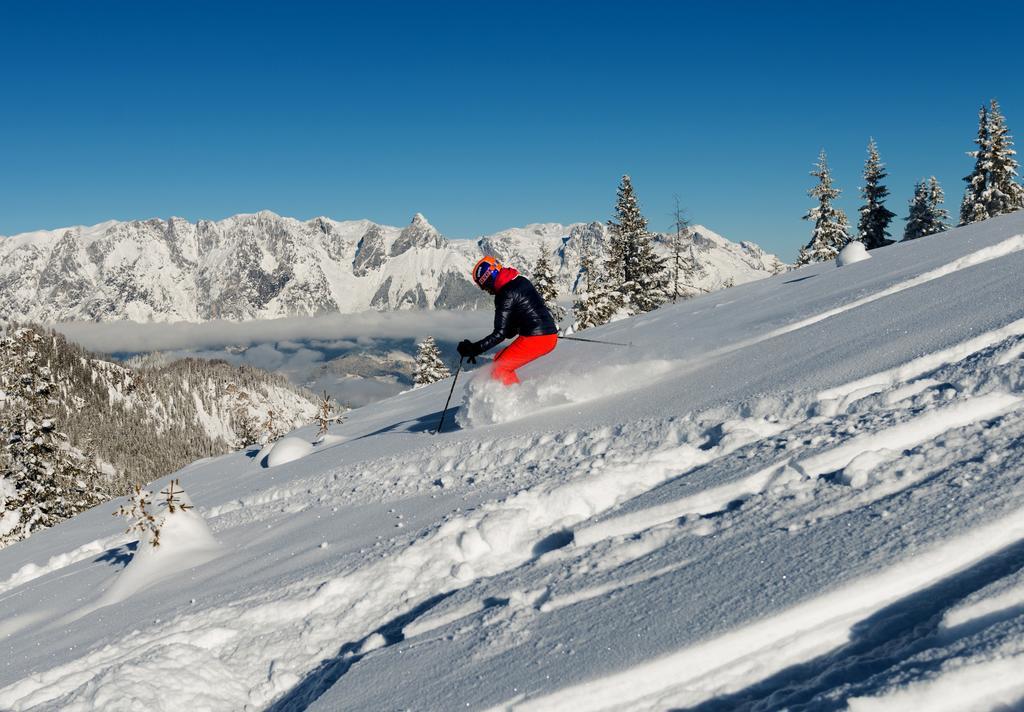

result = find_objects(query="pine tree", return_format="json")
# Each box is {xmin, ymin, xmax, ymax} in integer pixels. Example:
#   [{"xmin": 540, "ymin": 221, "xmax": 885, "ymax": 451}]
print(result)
[
  {"xmin": 113, "ymin": 479, "xmax": 194, "ymax": 549},
  {"xmin": 413, "ymin": 336, "xmax": 451, "ymax": 386},
  {"xmin": 903, "ymin": 177, "xmax": 950, "ymax": 241},
  {"xmin": 668, "ymin": 197, "xmax": 688, "ymax": 302},
  {"xmin": 606, "ymin": 175, "xmax": 667, "ymax": 314},
  {"xmin": 928, "ymin": 177, "xmax": 950, "ymax": 230},
  {"xmin": 904, "ymin": 180, "xmax": 929, "ymax": 241},
  {"xmin": 571, "ymin": 240, "xmax": 621, "ymax": 331},
  {"xmin": 578, "ymin": 237, "xmax": 597, "ymax": 296},
  {"xmin": 0, "ymin": 328, "xmax": 107, "ymax": 548},
  {"xmin": 857, "ymin": 139, "xmax": 897, "ymax": 249},
  {"xmin": 571, "ymin": 242, "xmax": 600, "ymax": 329},
  {"xmin": 959, "ymin": 100, "xmax": 1024, "ymax": 225},
  {"xmin": 960, "ymin": 104, "xmax": 990, "ymax": 226},
  {"xmin": 985, "ymin": 100, "xmax": 1024, "ymax": 217},
  {"xmin": 261, "ymin": 408, "xmax": 283, "ymax": 444},
  {"xmin": 113, "ymin": 484, "xmax": 161, "ymax": 547},
  {"xmin": 796, "ymin": 150, "xmax": 851, "ymax": 265},
  {"xmin": 531, "ymin": 247, "xmax": 566, "ymax": 322},
  {"xmin": 666, "ymin": 197, "xmax": 708, "ymax": 301},
  {"xmin": 227, "ymin": 383, "xmax": 262, "ymax": 449},
  {"xmin": 572, "ymin": 285, "xmax": 621, "ymax": 331},
  {"xmin": 314, "ymin": 391, "xmax": 345, "ymax": 441}
]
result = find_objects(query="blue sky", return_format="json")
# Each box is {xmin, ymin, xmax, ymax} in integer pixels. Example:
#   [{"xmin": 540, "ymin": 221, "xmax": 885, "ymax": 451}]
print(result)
[{"xmin": 1, "ymin": 1, "xmax": 1021, "ymax": 261}]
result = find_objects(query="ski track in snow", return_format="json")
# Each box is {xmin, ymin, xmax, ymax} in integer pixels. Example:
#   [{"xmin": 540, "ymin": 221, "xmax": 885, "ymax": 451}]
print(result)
[
  {"xmin": 516, "ymin": 506, "xmax": 1024, "ymax": 712},
  {"xmin": 0, "ymin": 534, "xmax": 127, "ymax": 597},
  {"xmin": 2, "ymin": 222, "xmax": 1024, "ymax": 711}
]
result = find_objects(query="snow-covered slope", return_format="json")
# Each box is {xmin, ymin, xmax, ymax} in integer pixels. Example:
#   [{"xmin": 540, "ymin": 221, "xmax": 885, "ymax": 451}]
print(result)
[
  {"xmin": 0, "ymin": 212, "xmax": 784, "ymax": 323},
  {"xmin": 2, "ymin": 214, "xmax": 1024, "ymax": 710}
]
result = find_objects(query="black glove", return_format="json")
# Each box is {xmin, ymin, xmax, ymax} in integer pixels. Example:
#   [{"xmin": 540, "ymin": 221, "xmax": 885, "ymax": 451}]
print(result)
[{"xmin": 457, "ymin": 339, "xmax": 481, "ymax": 363}]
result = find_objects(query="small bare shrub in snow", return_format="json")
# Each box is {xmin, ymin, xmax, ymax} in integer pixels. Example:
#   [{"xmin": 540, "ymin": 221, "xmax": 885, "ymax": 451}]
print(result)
[
  {"xmin": 262, "ymin": 408, "xmax": 284, "ymax": 444},
  {"xmin": 113, "ymin": 484, "xmax": 161, "ymax": 547},
  {"xmin": 113, "ymin": 479, "xmax": 192, "ymax": 548},
  {"xmin": 159, "ymin": 479, "xmax": 193, "ymax": 515},
  {"xmin": 314, "ymin": 391, "xmax": 345, "ymax": 441}
]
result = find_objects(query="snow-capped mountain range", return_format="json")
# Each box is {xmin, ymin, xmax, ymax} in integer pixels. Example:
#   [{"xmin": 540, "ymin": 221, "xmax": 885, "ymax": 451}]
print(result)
[{"xmin": 0, "ymin": 211, "xmax": 786, "ymax": 323}]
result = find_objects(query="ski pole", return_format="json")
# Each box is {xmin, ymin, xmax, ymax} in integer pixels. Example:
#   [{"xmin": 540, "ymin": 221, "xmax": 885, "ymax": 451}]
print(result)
[
  {"xmin": 560, "ymin": 335, "xmax": 632, "ymax": 347},
  {"xmin": 434, "ymin": 357, "xmax": 464, "ymax": 434}
]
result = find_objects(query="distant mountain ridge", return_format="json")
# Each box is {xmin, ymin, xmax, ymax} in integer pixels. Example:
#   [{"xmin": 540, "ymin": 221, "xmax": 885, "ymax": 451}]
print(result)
[
  {"xmin": 0, "ymin": 211, "xmax": 787, "ymax": 323},
  {"xmin": 1, "ymin": 326, "xmax": 318, "ymax": 499}
]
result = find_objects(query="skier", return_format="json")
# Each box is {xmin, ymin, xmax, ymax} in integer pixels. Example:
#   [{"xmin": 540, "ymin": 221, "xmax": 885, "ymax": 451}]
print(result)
[{"xmin": 457, "ymin": 256, "xmax": 559, "ymax": 385}]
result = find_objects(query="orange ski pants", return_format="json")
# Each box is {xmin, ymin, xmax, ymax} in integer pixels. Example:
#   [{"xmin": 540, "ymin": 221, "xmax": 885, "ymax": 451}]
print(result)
[{"xmin": 491, "ymin": 334, "xmax": 558, "ymax": 385}]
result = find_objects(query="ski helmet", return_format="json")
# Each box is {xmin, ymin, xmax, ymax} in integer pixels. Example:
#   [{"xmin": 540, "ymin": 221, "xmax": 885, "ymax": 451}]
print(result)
[{"xmin": 472, "ymin": 256, "xmax": 502, "ymax": 289}]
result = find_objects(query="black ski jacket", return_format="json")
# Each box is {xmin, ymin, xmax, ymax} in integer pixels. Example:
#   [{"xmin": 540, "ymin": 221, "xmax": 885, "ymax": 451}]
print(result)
[{"xmin": 474, "ymin": 275, "xmax": 558, "ymax": 353}]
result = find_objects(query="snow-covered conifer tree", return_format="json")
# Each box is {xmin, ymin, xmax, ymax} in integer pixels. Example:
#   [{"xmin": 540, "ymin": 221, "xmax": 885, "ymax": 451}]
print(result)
[
  {"xmin": 606, "ymin": 175, "xmax": 666, "ymax": 313},
  {"xmin": 227, "ymin": 383, "xmax": 262, "ymax": 449},
  {"xmin": 904, "ymin": 180, "xmax": 930, "ymax": 241},
  {"xmin": 572, "ymin": 237, "xmax": 624, "ymax": 331},
  {"xmin": 857, "ymin": 139, "xmax": 896, "ymax": 249},
  {"xmin": 261, "ymin": 408, "xmax": 283, "ymax": 444},
  {"xmin": 960, "ymin": 105, "xmax": 991, "ymax": 225},
  {"xmin": 0, "ymin": 328, "xmax": 106, "ymax": 548},
  {"xmin": 413, "ymin": 336, "xmax": 451, "ymax": 386},
  {"xmin": 959, "ymin": 100, "xmax": 1024, "ymax": 225},
  {"xmin": 985, "ymin": 100, "xmax": 1024, "ymax": 217},
  {"xmin": 903, "ymin": 177, "xmax": 949, "ymax": 241},
  {"xmin": 531, "ymin": 247, "xmax": 566, "ymax": 322},
  {"xmin": 796, "ymin": 151, "xmax": 851, "ymax": 265},
  {"xmin": 927, "ymin": 177, "xmax": 951, "ymax": 231},
  {"xmin": 572, "ymin": 243, "xmax": 601, "ymax": 330}
]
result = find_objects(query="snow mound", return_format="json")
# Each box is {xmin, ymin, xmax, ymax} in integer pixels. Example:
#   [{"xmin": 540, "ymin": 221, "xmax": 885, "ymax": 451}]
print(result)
[
  {"xmin": 101, "ymin": 494, "xmax": 220, "ymax": 607},
  {"xmin": 265, "ymin": 436, "xmax": 315, "ymax": 467},
  {"xmin": 837, "ymin": 240, "xmax": 871, "ymax": 266},
  {"xmin": 457, "ymin": 359, "xmax": 677, "ymax": 428}
]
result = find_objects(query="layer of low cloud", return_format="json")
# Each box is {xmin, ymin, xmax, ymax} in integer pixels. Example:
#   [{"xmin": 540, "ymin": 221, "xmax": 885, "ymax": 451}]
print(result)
[
  {"xmin": 53, "ymin": 310, "xmax": 494, "ymax": 355},
  {"xmin": 51, "ymin": 311, "xmax": 493, "ymax": 409}
]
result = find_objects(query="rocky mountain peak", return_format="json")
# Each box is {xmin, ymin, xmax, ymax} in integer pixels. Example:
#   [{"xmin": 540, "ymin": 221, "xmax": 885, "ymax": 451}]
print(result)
[{"xmin": 391, "ymin": 213, "xmax": 445, "ymax": 256}]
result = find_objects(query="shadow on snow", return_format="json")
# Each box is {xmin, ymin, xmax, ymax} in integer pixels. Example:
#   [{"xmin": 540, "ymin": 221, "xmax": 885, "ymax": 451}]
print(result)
[
  {"xmin": 93, "ymin": 540, "xmax": 138, "ymax": 569},
  {"xmin": 265, "ymin": 592, "xmax": 455, "ymax": 712},
  {"xmin": 357, "ymin": 408, "xmax": 462, "ymax": 439},
  {"xmin": 675, "ymin": 537, "xmax": 1024, "ymax": 712}
]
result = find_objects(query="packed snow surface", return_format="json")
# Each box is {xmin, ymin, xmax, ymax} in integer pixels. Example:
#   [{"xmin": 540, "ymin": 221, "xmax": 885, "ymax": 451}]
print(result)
[{"xmin": 3, "ymin": 215, "xmax": 1024, "ymax": 710}]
